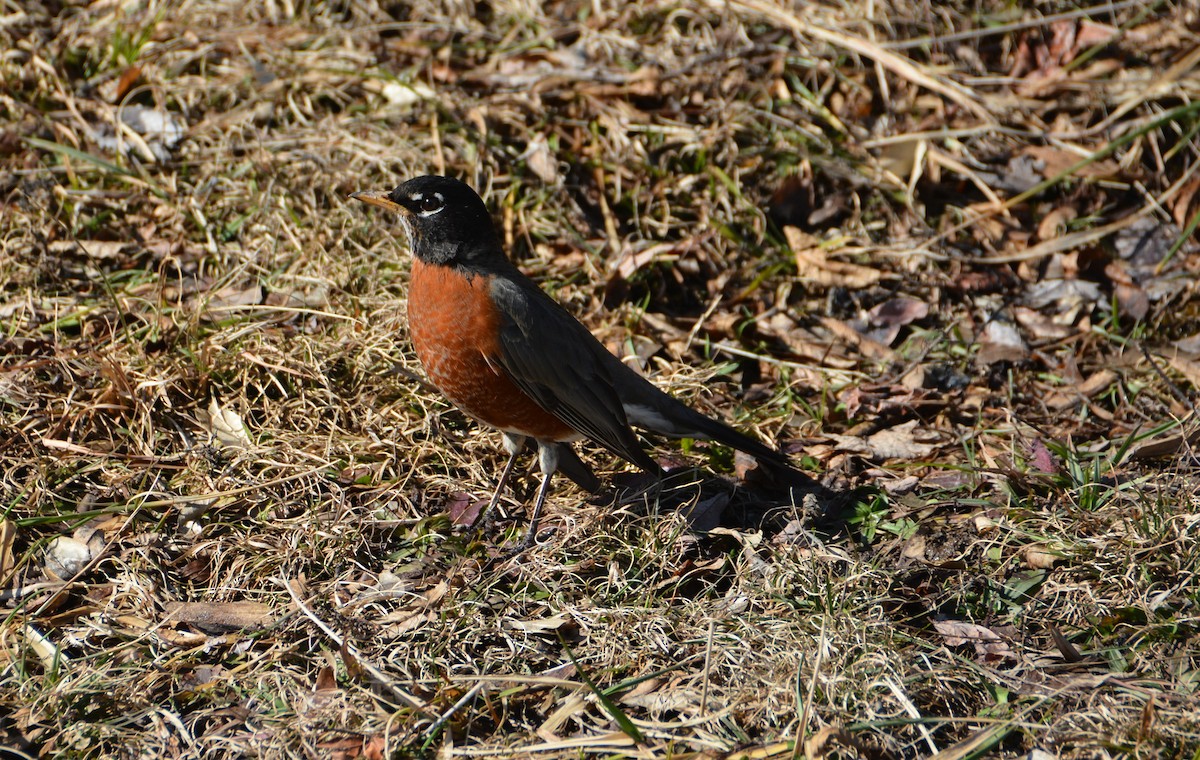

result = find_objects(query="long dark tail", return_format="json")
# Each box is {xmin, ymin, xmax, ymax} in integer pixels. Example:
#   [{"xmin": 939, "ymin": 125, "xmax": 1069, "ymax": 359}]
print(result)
[{"xmin": 678, "ymin": 407, "xmax": 793, "ymax": 468}]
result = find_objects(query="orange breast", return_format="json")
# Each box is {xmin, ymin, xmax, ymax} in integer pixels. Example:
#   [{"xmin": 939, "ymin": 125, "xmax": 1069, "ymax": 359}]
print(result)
[{"xmin": 407, "ymin": 259, "xmax": 576, "ymax": 442}]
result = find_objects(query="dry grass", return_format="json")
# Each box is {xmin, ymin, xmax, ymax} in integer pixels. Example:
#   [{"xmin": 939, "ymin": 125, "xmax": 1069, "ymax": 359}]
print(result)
[{"xmin": 3, "ymin": 0, "xmax": 1200, "ymax": 757}]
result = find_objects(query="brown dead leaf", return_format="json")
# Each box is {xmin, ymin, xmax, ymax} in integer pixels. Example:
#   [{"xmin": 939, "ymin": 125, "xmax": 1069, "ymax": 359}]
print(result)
[
  {"xmin": 758, "ymin": 314, "xmax": 858, "ymax": 367},
  {"xmin": 1164, "ymin": 354, "xmax": 1200, "ymax": 390},
  {"xmin": 1079, "ymin": 370, "xmax": 1119, "ymax": 397},
  {"xmin": 1022, "ymin": 145, "xmax": 1121, "ymax": 182},
  {"xmin": 621, "ymin": 684, "xmax": 703, "ymax": 716},
  {"xmin": 869, "ymin": 297, "xmax": 929, "ymax": 330},
  {"xmin": 820, "ymin": 316, "xmax": 894, "ymax": 361},
  {"xmin": 519, "ymin": 133, "xmax": 559, "ymax": 184},
  {"xmin": 314, "ymin": 665, "xmax": 338, "ymax": 693},
  {"xmin": 1170, "ymin": 175, "xmax": 1200, "ymax": 231},
  {"xmin": 976, "ymin": 319, "xmax": 1028, "ymax": 365},
  {"xmin": 197, "ymin": 283, "xmax": 263, "ymax": 320},
  {"xmin": 112, "ymin": 614, "xmax": 153, "ymax": 632},
  {"xmin": 1173, "ymin": 333, "xmax": 1200, "ymax": 356},
  {"xmin": 786, "ymin": 227, "xmax": 881, "ymax": 289},
  {"xmin": 380, "ymin": 611, "xmax": 432, "ymax": 636},
  {"xmin": 156, "ymin": 628, "xmax": 208, "ymax": 647},
  {"xmin": 48, "ymin": 240, "xmax": 132, "ymax": 260},
  {"xmin": 1037, "ymin": 206, "xmax": 1078, "ymax": 241},
  {"xmin": 115, "ymin": 64, "xmax": 144, "ymax": 99},
  {"xmin": 1048, "ymin": 624, "xmax": 1085, "ymax": 663},
  {"xmin": 803, "ymin": 726, "xmax": 860, "ymax": 760},
  {"xmin": 866, "ymin": 422, "xmax": 939, "ymax": 459},
  {"xmin": 1012, "ymin": 306, "xmax": 1076, "ymax": 341},
  {"xmin": 264, "ymin": 284, "xmax": 330, "ymax": 309},
  {"xmin": 164, "ymin": 601, "xmax": 275, "ymax": 633},
  {"xmin": 0, "ymin": 519, "xmax": 15, "ymax": 581},
  {"xmin": 1028, "ymin": 438, "xmax": 1058, "ymax": 474},
  {"xmin": 447, "ymin": 492, "xmax": 483, "ymax": 527},
  {"xmin": 1106, "ymin": 261, "xmax": 1150, "ymax": 321},
  {"xmin": 207, "ymin": 397, "xmax": 253, "ymax": 450},
  {"xmin": 507, "ymin": 612, "xmax": 574, "ymax": 635},
  {"xmin": 933, "ymin": 619, "xmax": 1015, "ymax": 660},
  {"xmin": 829, "ymin": 420, "xmax": 939, "ymax": 460},
  {"xmin": 612, "ymin": 241, "xmax": 681, "ymax": 281},
  {"xmin": 902, "ymin": 533, "xmax": 926, "ymax": 560},
  {"xmin": 1023, "ymin": 545, "xmax": 1063, "ymax": 569},
  {"xmin": 973, "ymin": 514, "xmax": 997, "ymax": 534},
  {"xmin": 1046, "ymin": 369, "xmax": 1118, "ymax": 411},
  {"xmin": 858, "ymin": 297, "xmax": 930, "ymax": 346}
]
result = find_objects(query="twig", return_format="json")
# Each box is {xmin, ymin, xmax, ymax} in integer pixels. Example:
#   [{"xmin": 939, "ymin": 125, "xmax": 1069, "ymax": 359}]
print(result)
[{"xmin": 280, "ymin": 577, "xmax": 431, "ymax": 714}]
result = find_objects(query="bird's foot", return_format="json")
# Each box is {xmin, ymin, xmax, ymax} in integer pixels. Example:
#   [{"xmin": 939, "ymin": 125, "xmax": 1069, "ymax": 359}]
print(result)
[{"xmin": 500, "ymin": 525, "xmax": 557, "ymax": 559}]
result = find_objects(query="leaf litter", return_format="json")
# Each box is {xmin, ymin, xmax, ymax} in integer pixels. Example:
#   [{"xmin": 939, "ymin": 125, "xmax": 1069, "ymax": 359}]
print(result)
[{"xmin": 2, "ymin": 0, "xmax": 1200, "ymax": 757}]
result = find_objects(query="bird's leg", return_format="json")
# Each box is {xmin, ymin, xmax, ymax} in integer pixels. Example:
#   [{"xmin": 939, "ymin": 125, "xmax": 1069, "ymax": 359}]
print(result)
[
  {"xmin": 518, "ymin": 471, "xmax": 555, "ymax": 551},
  {"xmin": 471, "ymin": 433, "xmax": 525, "ymax": 531},
  {"xmin": 511, "ymin": 442, "xmax": 559, "ymax": 553}
]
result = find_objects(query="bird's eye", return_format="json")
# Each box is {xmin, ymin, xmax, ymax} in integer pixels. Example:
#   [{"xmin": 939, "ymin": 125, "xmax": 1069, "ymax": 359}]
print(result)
[{"xmin": 418, "ymin": 194, "xmax": 444, "ymax": 214}]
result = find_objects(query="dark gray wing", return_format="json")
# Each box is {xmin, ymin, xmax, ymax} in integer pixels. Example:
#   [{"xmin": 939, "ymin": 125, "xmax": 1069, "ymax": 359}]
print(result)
[{"xmin": 489, "ymin": 274, "xmax": 661, "ymax": 474}]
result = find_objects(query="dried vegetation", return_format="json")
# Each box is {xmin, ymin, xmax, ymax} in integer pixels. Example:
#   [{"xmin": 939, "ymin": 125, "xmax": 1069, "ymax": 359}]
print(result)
[{"xmin": 2, "ymin": 0, "xmax": 1199, "ymax": 757}]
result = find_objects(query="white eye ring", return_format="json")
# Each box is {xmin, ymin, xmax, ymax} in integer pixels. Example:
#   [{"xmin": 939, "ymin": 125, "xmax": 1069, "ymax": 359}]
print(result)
[{"xmin": 417, "ymin": 192, "xmax": 445, "ymax": 216}]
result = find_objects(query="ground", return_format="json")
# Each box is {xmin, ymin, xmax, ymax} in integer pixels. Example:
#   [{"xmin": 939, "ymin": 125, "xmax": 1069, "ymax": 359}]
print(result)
[{"xmin": 2, "ymin": 0, "xmax": 1199, "ymax": 758}]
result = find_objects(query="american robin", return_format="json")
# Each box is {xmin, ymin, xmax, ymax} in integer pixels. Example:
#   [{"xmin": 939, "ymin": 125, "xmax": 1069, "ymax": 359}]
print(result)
[{"xmin": 353, "ymin": 175, "xmax": 801, "ymax": 548}]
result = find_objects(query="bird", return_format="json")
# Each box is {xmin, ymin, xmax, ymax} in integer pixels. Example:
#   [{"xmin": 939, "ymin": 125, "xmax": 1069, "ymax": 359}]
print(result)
[{"xmin": 352, "ymin": 175, "xmax": 801, "ymax": 549}]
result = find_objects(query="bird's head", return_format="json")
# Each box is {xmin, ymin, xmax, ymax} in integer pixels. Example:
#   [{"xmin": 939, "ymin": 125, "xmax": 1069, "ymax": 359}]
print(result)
[{"xmin": 353, "ymin": 175, "xmax": 504, "ymax": 267}]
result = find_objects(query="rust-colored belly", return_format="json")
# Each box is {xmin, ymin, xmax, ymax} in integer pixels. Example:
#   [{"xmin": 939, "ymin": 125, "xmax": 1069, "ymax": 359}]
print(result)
[{"xmin": 407, "ymin": 259, "xmax": 576, "ymax": 442}]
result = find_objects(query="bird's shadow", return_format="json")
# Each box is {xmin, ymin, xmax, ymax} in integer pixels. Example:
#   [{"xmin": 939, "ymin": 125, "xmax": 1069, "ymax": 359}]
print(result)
[{"xmin": 601, "ymin": 465, "xmax": 862, "ymax": 543}]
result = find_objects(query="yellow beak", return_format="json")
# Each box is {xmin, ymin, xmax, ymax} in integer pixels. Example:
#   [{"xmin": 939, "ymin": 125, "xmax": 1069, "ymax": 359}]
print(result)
[{"xmin": 350, "ymin": 190, "xmax": 406, "ymax": 214}]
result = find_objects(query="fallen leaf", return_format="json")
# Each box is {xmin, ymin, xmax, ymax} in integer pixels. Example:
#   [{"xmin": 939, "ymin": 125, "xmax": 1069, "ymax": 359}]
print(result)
[
  {"xmin": 1172, "ymin": 332, "xmax": 1200, "ymax": 356},
  {"xmin": 974, "ymin": 514, "xmax": 997, "ymax": 534},
  {"xmin": 1022, "ymin": 145, "xmax": 1121, "ymax": 182},
  {"xmin": 1037, "ymin": 206, "xmax": 1078, "ymax": 241},
  {"xmin": 164, "ymin": 601, "xmax": 275, "ymax": 633},
  {"xmin": 977, "ymin": 319, "xmax": 1028, "ymax": 364},
  {"xmin": 520, "ymin": 133, "xmax": 559, "ymax": 184},
  {"xmin": 829, "ymin": 420, "xmax": 939, "ymax": 460},
  {"xmin": 901, "ymin": 533, "xmax": 926, "ymax": 559},
  {"xmin": 1164, "ymin": 355, "xmax": 1200, "ymax": 390},
  {"xmin": 821, "ymin": 316, "xmax": 894, "ymax": 361},
  {"xmin": 612, "ymin": 241, "xmax": 681, "ymax": 281},
  {"xmin": 264, "ymin": 284, "xmax": 330, "ymax": 309},
  {"xmin": 857, "ymin": 297, "xmax": 930, "ymax": 346},
  {"xmin": 380, "ymin": 610, "xmax": 432, "ymax": 636},
  {"xmin": 803, "ymin": 725, "xmax": 860, "ymax": 760},
  {"xmin": 1024, "ymin": 279, "xmax": 1102, "ymax": 310},
  {"xmin": 868, "ymin": 297, "xmax": 929, "ymax": 330},
  {"xmin": 0, "ymin": 519, "xmax": 15, "ymax": 581},
  {"xmin": 1012, "ymin": 306, "xmax": 1076, "ymax": 341},
  {"xmin": 207, "ymin": 397, "xmax": 253, "ymax": 450},
  {"xmin": 200, "ymin": 283, "xmax": 263, "ymax": 319},
  {"xmin": 114, "ymin": 64, "xmax": 143, "ymax": 102},
  {"xmin": 1028, "ymin": 439, "xmax": 1058, "ymax": 474},
  {"xmin": 314, "ymin": 665, "xmax": 338, "ymax": 693},
  {"xmin": 787, "ymin": 227, "xmax": 881, "ymax": 289},
  {"xmin": 447, "ymin": 493, "xmax": 484, "ymax": 527},
  {"xmin": 621, "ymin": 686, "xmax": 703, "ymax": 715},
  {"xmin": 1023, "ymin": 544, "xmax": 1063, "ymax": 569},
  {"xmin": 1048, "ymin": 624, "xmax": 1084, "ymax": 663},
  {"xmin": 507, "ymin": 612, "xmax": 573, "ymax": 635},
  {"xmin": 933, "ymin": 619, "xmax": 1015, "ymax": 660}
]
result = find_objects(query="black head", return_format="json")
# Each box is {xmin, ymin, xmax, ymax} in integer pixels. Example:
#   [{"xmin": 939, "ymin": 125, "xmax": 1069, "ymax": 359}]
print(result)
[{"xmin": 352, "ymin": 175, "xmax": 504, "ymax": 267}]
